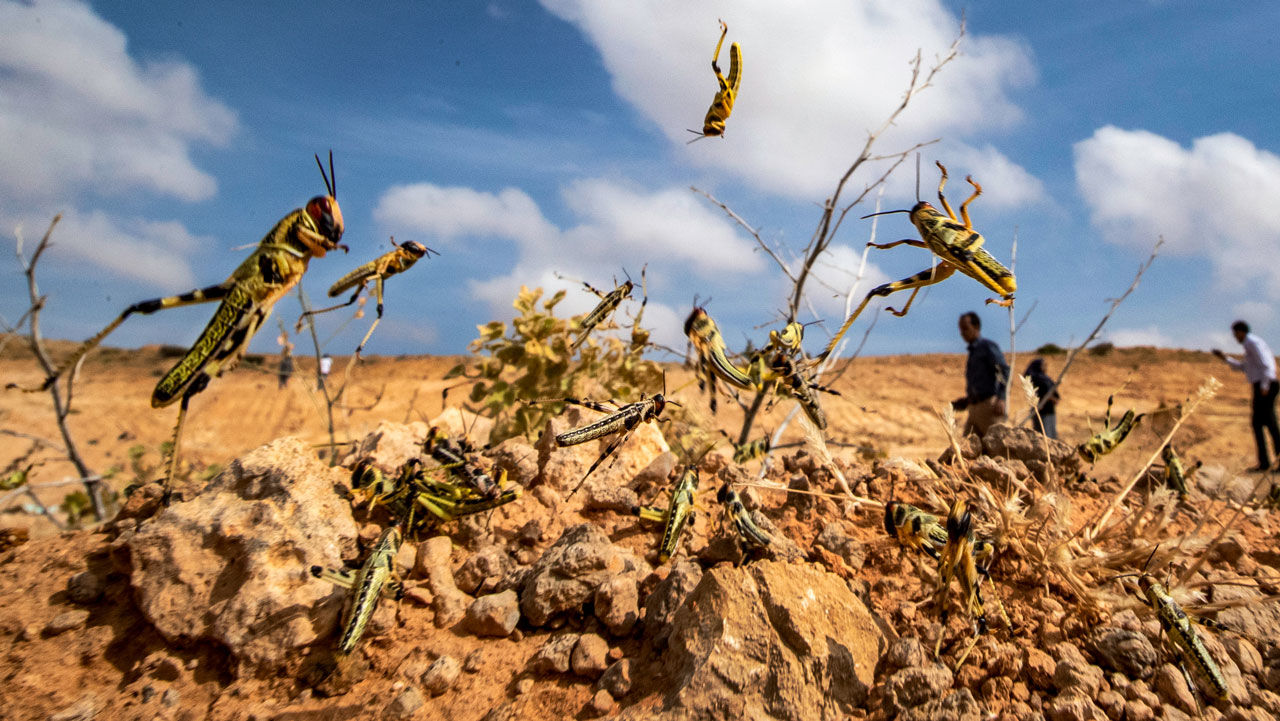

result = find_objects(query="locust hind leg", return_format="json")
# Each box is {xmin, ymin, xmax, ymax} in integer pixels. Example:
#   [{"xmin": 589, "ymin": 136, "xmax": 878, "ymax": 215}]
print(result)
[
  {"xmin": 19, "ymin": 283, "xmax": 230, "ymax": 392},
  {"xmin": 959, "ymin": 175, "xmax": 983, "ymax": 229},
  {"xmin": 296, "ymin": 284, "xmax": 366, "ymax": 332},
  {"xmin": 334, "ymin": 277, "xmax": 387, "ymax": 404},
  {"xmin": 881, "ymin": 264, "xmax": 957, "ymax": 316},
  {"xmin": 163, "ymin": 374, "xmax": 208, "ymax": 504},
  {"xmin": 936, "ymin": 161, "xmax": 958, "ymax": 221},
  {"xmin": 569, "ymin": 424, "xmax": 638, "ymax": 499}
]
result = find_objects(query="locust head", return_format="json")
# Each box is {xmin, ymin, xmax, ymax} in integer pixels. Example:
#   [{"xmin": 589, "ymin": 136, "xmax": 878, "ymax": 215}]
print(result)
[
  {"xmin": 306, "ymin": 151, "xmax": 346, "ymax": 253},
  {"xmin": 883, "ymin": 501, "xmax": 903, "ymax": 538}
]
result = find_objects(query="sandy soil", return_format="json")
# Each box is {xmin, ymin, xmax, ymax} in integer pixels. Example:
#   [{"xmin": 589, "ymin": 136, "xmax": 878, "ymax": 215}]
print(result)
[{"xmin": 0, "ymin": 340, "xmax": 1273, "ymax": 721}]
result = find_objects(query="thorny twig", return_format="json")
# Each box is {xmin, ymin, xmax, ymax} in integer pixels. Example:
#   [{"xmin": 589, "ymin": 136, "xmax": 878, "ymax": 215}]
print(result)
[
  {"xmin": 1018, "ymin": 237, "xmax": 1163, "ymax": 427},
  {"xmin": 11, "ymin": 215, "xmax": 99, "ymax": 523}
]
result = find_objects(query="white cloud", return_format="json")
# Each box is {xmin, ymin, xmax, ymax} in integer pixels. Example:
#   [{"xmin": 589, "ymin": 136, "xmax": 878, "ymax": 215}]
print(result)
[
  {"xmin": 539, "ymin": 0, "xmax": 1034, "ymax": 199},
  {"xmin": 376, "ymin": 178, "xmax": 762, "ymax": 317},
  {"xmin": 1104, "ymin": 325, "xmax": 1174, "ymax": 348},
  {"xmin": 1231, "ymin": 301, "xmax": 1273, "ymax": 326},
  {"xmin": 1075, "ymin": 126, "xmax": 1280, "ymax": 296},
  {"xmin": 803, "ymin": 242, "xmax": 891, "ymax": 319},
  {"xmin": 8, "ymin": 209, "xmax": 203, "ymax": 290},
  {"xmin": 944, "ymin": 143, "xmax": 1047, "ymax": 210},
  {"xmin": 0, "ymin": 0, "xmax": 235, "ymax": 203}
]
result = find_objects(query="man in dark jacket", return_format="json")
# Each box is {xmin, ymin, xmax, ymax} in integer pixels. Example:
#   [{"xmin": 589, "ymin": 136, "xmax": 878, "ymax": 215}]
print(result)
[
  {"xmin": 1025, "ymin": 357, "xmax": 1060, "ymax": 439},
  {"xmin": 951, "ymin": 312, "xmax": 1009, "ymax": 436}
]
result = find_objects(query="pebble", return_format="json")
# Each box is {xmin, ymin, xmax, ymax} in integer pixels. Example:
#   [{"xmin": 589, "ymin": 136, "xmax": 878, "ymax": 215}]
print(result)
[
  {"xmin": 66, "ymin": 571, "xmax": 105, "ymax": 604},
  {"xmin": 463, "ymin": 649, "xmax": 484, "ymax": 673},
  {"xmin": 598, "ymin": 659, "xmax": 632, "ymax": 698},
  {"xmin": 1045, "ymin": 689, "xmax": 1104, "ymax": 721},
  {"xmin": 161, "ymin": 688, "xmax": 180, "ymax": 707},
  {"xmin": 593, "ymin": 575, "xmax": 640, "ymax": 637},
  {"xmin": 48, "ymin": 694, "xmax": 100, "ymax": 721},
  {"xmin": 385, "ymin": 687, "xmax": 425, "ymax": 718},
  {"xmin": 1024, "ymin": 647, "xmax": 1056, "ymax": 690},
  {"xmin": 516, "ymin": 678, "xmax": 534, "ymax": 695},
  {"xmin": 1153, "ymin": 663, "xmax": 1198, "ymax": 715},
  {"xmin": 530, "ymin": 634, "xmax": 579, "ymax": 674},
  {"xmin": 463, "ymin": 590, "xmax": 520, "ymax": 637},
  {"xmin": 43, "ymin": 610, "xmax": 90, "ymax": 636},
  {"xmin": 421, "ymin": 655, "xmax": 461, "ymax": 696},
  {"xmin": 571, "ymin": 634, "xmax": 610, "ymax": 678},
  {"xmin": 1123, "ymin": 699, "xmax": 1154, "ymax": 721},
  {"xmin": 585, "ymin": 689, "xmax": 614, "ymax": 717}
]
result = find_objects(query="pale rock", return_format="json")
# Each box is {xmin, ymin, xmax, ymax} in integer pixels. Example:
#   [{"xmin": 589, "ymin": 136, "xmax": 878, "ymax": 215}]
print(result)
[
  {"xmin": 520, "ymin": 524, "xmax": 649, "ymax": 627},
  {"xmin": 593, "ymin": 574, "xmax": 640, "ymax": 636},
  {"xmin": 464, "ymin": 590, "xmax": 520, "ymax": 637},
  {"xmin": 483, "ymin": 436, "xmax": 538, "ymax": 486},
  {"xmin": 897, "ymin": 688, "xmax": 982, "ymax": 721},
  {"xmin": 618, "ymin": 561, "xmax": 884, "ymax": 721},
  {"xmin": 421, "ymin": 655, "xmax": 461, "ymax": 696},
  {"xmin": 347, "ymin": 420, "xmax": 430, "ymax": 471},
  {"xmin": 385, "ymin": 687, "xmax": 425, "ymax": 718},
  {"xmin": 43, "ymin": 610, "xmax": 89, "ymax": 636},
  {"xmin": 571, "ymin": 633, "xmax": 610, "ymax": 678},
  {"xmin": 66, "ymin": 571, "xmax": 104, "ymax": 604},
  {"xmin": 875, "ymin": 457, "xmax": 934, "ymax": 483},
  {"xmin": 48, "ymin": 693, "xmax": 100, "ymax": 721},
  {"xmin": 1153, "ymin": 663, "xmax": 1198, "ymax": 715},
  {"xmin": 125, "ymin": 438, "xmax": 357, "ymax": 675},
  {"xmin": 455, "ymin": 546, "xmax": 515, "ymax": 595},
  {"xmin": 586, "ymin": 689, "xmax": 614, "ymax": 717},
  {"xmin": 420, "ymin": 535, "xmax": 469, "ymax": 628},
  {"xmin": 463, "ymin": 648, "xmax": 483, "ymax": 673},
  {"xmin": 1089, "ymin": 627, "xmax": 1158, "ymax": 680},
  {"xmin": 641, "ymin": 560, "xmax": 702, "ymax": 649},
  {"xmin": 1225, "ymin": 636, "xmax": 1264, "ymax": 677},
  {"xmin": 535, "ymin": 408, "xmax": 669, "ymax": 495},
  {"xmin": 887, "ymin": 663, "xmax": 953, "ymax": 708},
  {"xmin": 1045, "ymin": 689, "xmax": 1106, "ymax": 721},
  {"xmin": 1024, "ymin": 646, "xmax": 1057, "ymax": 690}
]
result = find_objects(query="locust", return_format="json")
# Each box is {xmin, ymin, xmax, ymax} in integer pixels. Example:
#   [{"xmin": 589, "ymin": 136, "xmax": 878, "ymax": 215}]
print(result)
[
  {"xmin": 350, "ymin": 457, "xmax": 520, "ymax": 536},
  {"xmin": 1078, "ymin": 395, "xmax": 1144, "ymax": 463},
  {"xmin": 819, "ymin": 161, "xmax": 1016, "ymax": 361},
  {"xmin": 687, "ymin": 20, "xmax": 741, "ymax": 143},
  {"xmin": 297, "ymin": 236, "xmax": 437, "ymax": 384},
  {"xmin": 1159, "ymin": 444, "xmax": 1201, "ymax": 498},
  {"xmin": 932, "ymin": 500, "xmax": 1010, "ymax": 666},
  {"xmin": 633, "ymin": 466, "xmax": 699, "ymax": 563},
  {"xmin": 684, "ymin": 306, "xmax": 752, "ymax": 413},
  {"xmin": 568, "ymin": 271, "xmax": 641, "ymax": 352},
  {"xmin": 716, "ymin": 482, "xmax": 772, "ymax": 557},
  {"xmin": 423, "ymin": 426, "xmax": 501, "ymax": 499},
  {"xmin": 310, "ymin": 523, "xmax": 403, "ymax": 658},
  {"xmin": 535, "ymin": 389, "xmax": 677, "ymax": 497},
  {"xmin": 1114, "ymin": 547, "xmax": 1230, "ymax": 710},
  {"xmin": 25, "ymin": 153, "xmax": 346, "ymax": 497},
  {"xmin": 720, "ymin": 430, "xmax": 771, "ymax": 464},
  {"xmin": 883, "ymin": 500, "xmax": 949, "ymax": 560}
]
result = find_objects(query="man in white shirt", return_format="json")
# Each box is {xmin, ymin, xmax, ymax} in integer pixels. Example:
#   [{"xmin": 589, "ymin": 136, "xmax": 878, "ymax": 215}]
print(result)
[{"xmin": 1213, "ymin": 320, "xmax": 1280, "ymax": 471}]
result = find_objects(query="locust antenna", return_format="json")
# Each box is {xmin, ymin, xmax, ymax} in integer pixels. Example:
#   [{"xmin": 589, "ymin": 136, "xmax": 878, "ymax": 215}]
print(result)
[
  {"xmin": 329, "ymin": 150, "xmax": 336, "ymax": 198},
  {"xmin": 315, "ymin": 153, "xmax": 334, "ymax": 198},
  {"xmin": 915, "ymin": 152, "xmax": 921, "ymax": 203}
]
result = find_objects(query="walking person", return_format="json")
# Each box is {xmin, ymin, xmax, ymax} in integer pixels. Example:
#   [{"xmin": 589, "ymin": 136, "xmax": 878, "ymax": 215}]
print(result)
[
  {"xmin": 277, "ymin": 343, "xmax": 294, "ymax": 389},
  {"xmin": 1213, "ymin": 320, "xmax": 1280, "ymax": 471},
  {"xmin": 1024, "ymin": 357, "xmax": 1060, "ymax": 439},
  {"xmin": 951, "ymin": 311, "xmax": 1010, "ymax": 437},
  {"xmin": 318, "ymin": 353, "xmax": 333, "ymax": 391}
]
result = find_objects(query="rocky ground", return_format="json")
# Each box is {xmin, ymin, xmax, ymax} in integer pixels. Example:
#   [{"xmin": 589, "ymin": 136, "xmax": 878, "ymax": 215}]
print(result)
[{"xmin": 2, "ymin": 345, "xmax": 1279, "ymax": 720}]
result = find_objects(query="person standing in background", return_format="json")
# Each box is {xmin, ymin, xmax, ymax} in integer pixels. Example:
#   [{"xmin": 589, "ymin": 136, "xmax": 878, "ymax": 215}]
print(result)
[
  {"xmin": 951, "ymin": 311, "xmax": 1010, "ymax": 437},
  {"xmin": 1024, "ymin": 357, "xmax": 1060, "ymax": 439},
  {"xmin": 318, "ymin": 353, "xmax": 332, "ymax": 391},
  {"xmin": 1213, "ymin": 320, "xmax": 1280, "ymax": 471},
  {"xmin": 277, "ymin": 342, "xmax": 294, "ymax": 389}
]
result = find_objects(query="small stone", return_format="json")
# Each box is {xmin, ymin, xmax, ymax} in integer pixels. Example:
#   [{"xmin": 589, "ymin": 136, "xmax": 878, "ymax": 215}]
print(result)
[
  {"xmin": 421, "ymin": 655, "xmax": 461, "ymax": 696},
  {"xmin": 48, "ymin": 694, "xmax": 100, "ymax": 721},
  {"xmin": 585, "ymin": 689, "xmax": 614, "ymax": 717},
  {"xmin": 531, "ymin": 485, "xmax": 561, "ymax": 509},
  {"xmin": 359, "ymin": 523, "xmax": 383, "ymax": 545},
  {"xmin": 1024, "ymin": 647, "xmax": 1056, "ymax": 690},
  {"xmin": 43, "ymin": 610, "xmax": 90, "ymax": 636},
  {"xmin": 598, "ymin": 659, "xmax": 632, "ymax": 698},
  {"xmin": 455, "ymin": 547, "xmax": 515, "ymax": 595},
  {"xmin": 395, "ymin": 542, "xmax": 416, "ymax": 579},
  {"xmin": 607, "ymin": 647, "xmax": 623, "ymax": 661},
  {"xmin": 1124, "ymin": 700, "xmax": 1154, "ymax": 721},
  {"xmin": 403, "ymin": 586, "xmax": 433, "ymax": 607},
  {"xmin": 185, "ymin": 658, "xmax": 198, "ymax": 670},
  {"xmin": 1154, "ymin": 663, "xmax": 1198, "ymax": 715},
  {"xmin": 1096, "ymin": 689, "xmax": 1124, "ymax": 720},
  {"xmin": 516, "ymin": 679, "xmax": 534, "ymax": 695},
  {"xmin": 161, "ymin": 689, "xmax": 180, "ymax": 707},
  {"xmin": 885, "ymin": 636, "xmax": 928, "ymax": 671},
  {"xmin": 66, "ymin": 572, "xmax": 105, "ymax": 605},
  {"xmin": 571, "ymin": 634, "xmax": 610, "ymax": 678},
  {"xmin": 463, "ymin": 590, "xmax": 520, "ymax": 637},
  {"xmin": 530, "ymin": 633, "xmax": 579, "ymax": 674},
  {"xmin": 18, "ymin": 624, "xmax": 40, "ymax": 642},
  {"xmin": 1090, "ymin": 627, "xmax": 1158, "ymax": 680},
  {"xmin": 887, "ymin": 663, "xmax": 953, "ymax": 708},
  {"xmin": 1053, "ymin": 657, "xmax": 1104, "ymax": 697},
  {"xmin": 141, "ymin": 685, "xmax": 156, "ymax": 703},
  {"xmin": 593, "ymin": 575, "xmax": 640, "ymax": 636},
  {"xmin": 1045, "ymin": 689, "xmax": 1104, "ymax": 721},
  {"xmin": 1225, "ymin": 636, "xmax": 1264, "ymax": 677},
  {"xmin": 463, "ymin": 649, "xmax": 483, "ymax": 673},
  {"xmin": 517, "ymin": 518, "xmax": 544, "ymax": 546},
  {"xmin": 385, "ymin": 687, "xmax": 425, "ymax": 718}
]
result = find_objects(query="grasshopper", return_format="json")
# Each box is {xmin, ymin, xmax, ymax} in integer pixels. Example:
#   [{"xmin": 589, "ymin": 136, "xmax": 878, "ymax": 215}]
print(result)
[
  {"xmin": 883, "ymin": 500, "xmax": 949, "ymax": 561},
  {"xmin": 634, "ymin": 466, "xmax": 699, "ymax": 563},
  {"xmin": 684, "ymin": 306, "xmax": 752, "ymax": 413},
  {"xmin": 310, "ymin": 523, "xmax": 403, "ymax": 658},
  {"xmin": 932, "ymin": 500, "xmax": 1011, "ymax": 666},
  {"xmin": 27, "ymin": 153, "xmax": 346, "ymax": 496},
  {"xmin": 716, "ymin": 482, "xmax": 772, "ymax": 556},
  {"xmin": 297, "ymin": 236, "xmax": 437, "ymax": 382},
  {"xmin": 1159, "ymin": 444, "xmax": 1201, "ymax": 498},
  {"xmin": 538, "ymin": 390, "xmax": 678, "ymax": 497},
  {"xmin": 351, "ymin": 457, "xmax": 520, "ymax": 535},
  {"xmin": 819, "ymin": 162, "xmax": 1016, "ymax": 360},
  {"xmin": 423, "ymin": 426, "xmax": 501, "ymax": 499},
  {"xmin": 688, "ymin": 20, "xmax": 741, "ymax": 142},
  {"xmin": 567, "ymin": 270, "xmax": 642, "ymax": 352},
  {"xmin": 720, "ymin": 430, "xmax": 771, "ymax": 464},
  {"xmin": 1077, "ymin": 395, "xmax": 1144, "ymax": 463},
  {"xmin": 1115, "ymin": 548, "xmax": 1231, "ymax": 709}
]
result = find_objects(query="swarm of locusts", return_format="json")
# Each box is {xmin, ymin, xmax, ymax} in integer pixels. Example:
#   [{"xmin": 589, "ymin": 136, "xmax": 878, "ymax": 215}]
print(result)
[{"xmin": 15, "ymin": 20, "xmax": 1276, "ymax": 713}]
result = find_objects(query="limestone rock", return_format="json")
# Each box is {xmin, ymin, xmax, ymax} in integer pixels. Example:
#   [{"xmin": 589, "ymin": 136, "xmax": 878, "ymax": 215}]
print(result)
[
  {"xmin": 421, "ymin": 655, "xmax": 461, "ymax": 696},
  {"xmin": 125, "ymin": 437, "xmax": 357, "ymax": 674},
  {"xmin": 641, "ymin": 560, "xmax": 702, "ymax": 649},
  {"xmin": 43, "ymin": 609, "xmax": 89, "ymax": 636},
  {"xmin": 571, "ymin": 633, "xmax": 610, "ymax": 678},
  {"xmin": 464, "ymin": 590, "xmax": 520, "ymax": 637},
  {"xmin": 345, "ymin": 420, "xmax": 430, "ymax": 471},
  {"xmin": 898, "ymin": 688, "xmax": 982, "ymax": 721},
  {"xmin": 519, "ymin": 524, "xmax": 649, "ymax": 627},
  {"xmin": 593, "ymin": 574, "xmax": 640, "ymax": 636},
  {"xmin": 429, "ymin": 407, "xmax": 494, "ymax": 446},
  {"xmin": 620, "ymin": 561, "xmax": 884, "ymax": 721},
  {"xmin": 482, "ymin": 436, "xmax": 538, "ymax": 486},
  {"xmin": 598, "ymin": 658, "xmax": 632, "ymax": 698},
  {"xmin": 66, "ymin": 571, "xmax": 105, "ymax": 605},
  {"xmin": 420, "ymin": 535, "xmax": 470, "ymax": 628},
  {"xmin": 455, "ymin": 546, "xmax": 515, "ymax": 596},
  {"xmin": 1089, "ymin": 626, "xmax": 1158, "ymax": 680},
  {"xmin": 530, "ymin": 633, "xmax": 579, "ymax": 674},
  {"xmin": 981, "ymin": 423, "xmax": 1080, "ymax": 478},
  {"xmin": 535, "ymin": 408, "xmax": 669, "ymax": 496}
]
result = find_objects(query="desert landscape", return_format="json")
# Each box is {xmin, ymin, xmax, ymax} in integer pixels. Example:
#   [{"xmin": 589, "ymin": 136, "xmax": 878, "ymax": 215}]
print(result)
[{"xmin": 1, "ymin": 339, "xmax": 1278, "ymax": 721}]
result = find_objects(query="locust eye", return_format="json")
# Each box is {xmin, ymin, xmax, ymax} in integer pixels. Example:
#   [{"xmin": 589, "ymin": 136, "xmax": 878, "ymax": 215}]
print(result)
[
  {"xmin": 910, "ymin": 201, "xmax": 932, "ymax": 213},
  {"xmin": 306, "ymin": 195, "xmax": 345, "ymax": 244}
]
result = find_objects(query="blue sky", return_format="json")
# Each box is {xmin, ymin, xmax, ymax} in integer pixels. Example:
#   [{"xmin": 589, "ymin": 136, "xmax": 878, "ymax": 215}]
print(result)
[{"xmin": 3, "ymin": 0, "xmax": 1279, "ymax": 364}]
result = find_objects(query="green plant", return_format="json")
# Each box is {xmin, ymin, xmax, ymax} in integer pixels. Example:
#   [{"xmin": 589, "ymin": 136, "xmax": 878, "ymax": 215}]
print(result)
[
  {"xmin": 1035, "ymin": 343, "xmax": 1066, "ymax": 355},
  {"xmin": 447, "ymin": 285, "xmax": 663, "ymax": 445},
  {"xmin": 1089, "ymin": 342, "xmax": 1115, "ymax": 357}
]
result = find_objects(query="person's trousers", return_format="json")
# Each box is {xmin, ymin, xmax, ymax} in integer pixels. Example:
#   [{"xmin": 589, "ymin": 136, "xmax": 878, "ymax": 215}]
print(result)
[
  {"xmin": 1033, "ymin": 412, "xmax": 1058, "ymax": 440},
  {"xmin": 963, "ymin": 396, "xmax": 1006, "ymax": 437},
  {"xmin": 1252, "ymin": 380, "xmax": 1280, "ymax": 467}
]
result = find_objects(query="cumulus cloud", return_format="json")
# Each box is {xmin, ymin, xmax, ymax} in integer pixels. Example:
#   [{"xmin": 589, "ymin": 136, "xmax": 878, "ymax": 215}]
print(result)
[
  {"xmin": 9, "ymin": 209, "xmax": 205, "ymax": 290},
  {"xmin": 377, "ymin": 177, "xmax": 763, "ymax": 316},
  {"xmin": 539, "ymin": 0, "xmax": 1035, "ymax": 199},
  {"xmin": 0, "ymin": 0, "xmax": 235, "ymax": 203},
  {"xmin": 1104, "ymin": 325, "xmax": 1174, "ymax": 348},
  {"xmin": 1075, "ymin": 126, "xmax": 1280, "ymax": 295}
]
